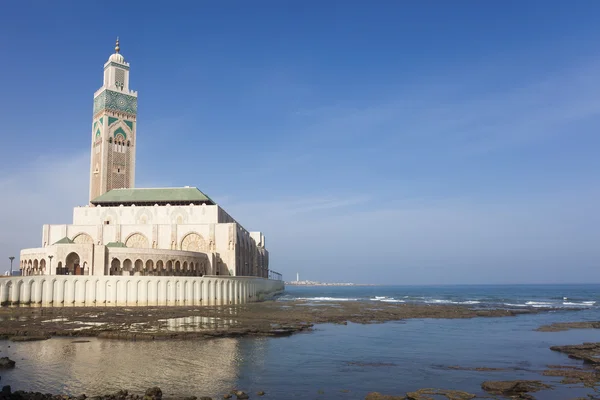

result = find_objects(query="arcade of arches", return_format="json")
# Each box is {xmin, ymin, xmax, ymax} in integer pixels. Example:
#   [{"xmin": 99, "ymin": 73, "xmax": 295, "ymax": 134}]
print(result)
[
  {"xmin": 21, "ymin": 252, "xmax": 210, "ymax": 277},
  {"xmin": 109, "ymin": 257, "xmax": 208, "ymax": 276}
]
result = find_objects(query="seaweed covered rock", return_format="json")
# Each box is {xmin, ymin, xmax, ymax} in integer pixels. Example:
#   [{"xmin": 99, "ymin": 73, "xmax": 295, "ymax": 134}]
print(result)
[
  {"xmin": 0, "ymin": 357, "xmax": 16, "ymax": 369},
  {"xmin": 481, "ymin": 380, "xmax": 551, "ymax": 396}
]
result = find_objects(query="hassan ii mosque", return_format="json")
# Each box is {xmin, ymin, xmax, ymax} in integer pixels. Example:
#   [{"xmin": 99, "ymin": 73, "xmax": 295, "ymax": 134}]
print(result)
[{"xmin": 17, "ymin": 39, "xmax": 276, "ymax": 285}]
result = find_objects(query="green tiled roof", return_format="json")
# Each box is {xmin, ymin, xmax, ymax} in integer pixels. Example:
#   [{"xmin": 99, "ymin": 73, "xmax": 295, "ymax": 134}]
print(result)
[
  {"xmin": 54, "ymin": 237, "xmax": 74, "ymax": 244},
  {"xmin": 106, "ymin": 241, "xmax": 127, "ymax": 248},
  {"xmin": 91, "ymin": 187, "xmax": 215, "ymax": 205}
]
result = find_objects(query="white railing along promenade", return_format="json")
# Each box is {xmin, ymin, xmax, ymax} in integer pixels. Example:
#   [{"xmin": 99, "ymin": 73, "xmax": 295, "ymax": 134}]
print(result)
[{"xmin": 0, "ymin": 275, "xmax": 284, "ymax": 307}]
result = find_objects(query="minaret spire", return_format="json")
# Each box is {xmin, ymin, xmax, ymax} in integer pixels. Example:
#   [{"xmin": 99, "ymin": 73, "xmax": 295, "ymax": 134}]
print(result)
[{"xmin": 89, "ymin": 40, "xmax": 138, "ymax": 203}]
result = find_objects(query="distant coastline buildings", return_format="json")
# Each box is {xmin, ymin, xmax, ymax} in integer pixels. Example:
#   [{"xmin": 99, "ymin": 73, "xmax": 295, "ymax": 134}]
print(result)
[
  {"xmin": 286, "ymin": 280, "xmax": 357, "ymax": 286},
  {"xmin": 287, "ymin": 273, "xmax": 358, "ymax": 286}
]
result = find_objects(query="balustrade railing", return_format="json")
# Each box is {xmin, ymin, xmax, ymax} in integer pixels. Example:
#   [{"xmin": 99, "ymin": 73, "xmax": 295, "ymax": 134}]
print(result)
[{"xmin": 268, "ymin": 270, "xmax": 282, "ymax": 281}]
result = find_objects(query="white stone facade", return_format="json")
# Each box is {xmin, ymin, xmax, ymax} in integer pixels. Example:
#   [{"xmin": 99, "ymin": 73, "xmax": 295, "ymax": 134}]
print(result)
[{"xmin": 21, "ymin": 202, "xmax": 269, "ymax": 278}]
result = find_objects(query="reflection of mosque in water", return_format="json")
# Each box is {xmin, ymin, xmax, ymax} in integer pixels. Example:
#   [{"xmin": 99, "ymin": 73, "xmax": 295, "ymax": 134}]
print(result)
[
  {"xmin": 2, "ymin": 333, "xmax": 273, "ymax": 397},
  {"xmin": 130, "ymin": 315, "xmax": 238, "ymax": 332}
]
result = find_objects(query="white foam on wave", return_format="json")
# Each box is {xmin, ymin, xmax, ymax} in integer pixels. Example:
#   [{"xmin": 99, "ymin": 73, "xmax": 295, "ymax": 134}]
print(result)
[
  {"xmin": 424, "ymin": 299, "xmax": 481, "ymax": 305},
  {"xmin": 370, "ymin": 296, "xmax": 405, "ymax": 303},
  {"xmin": 296, "ymin": 297, "xmax": 358, "ymax": 302},
  {"xmin": 501, "ymin": 300, "xmax": 597, "ymax": 308},
  {"xmin": 563, "ymin": 301, "xmax": 597, "ymax": 307}
]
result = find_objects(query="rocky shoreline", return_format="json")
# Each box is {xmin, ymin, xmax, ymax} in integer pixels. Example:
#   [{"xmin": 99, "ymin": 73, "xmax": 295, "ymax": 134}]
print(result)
[
  {"xmin": 2, "ymin": 342, "xmax": 600, "ymax": 399},
  {"xmin": 0, "ymin": 386, "xmax": 261, "ymax": 400},
  {"xmin": 2, "ymin": 340, "xmax": 600, "ymax": 399},
  {"xmin": 535, "ymin": 320, "xmax": 600, "ymax": 332},
  {"xmin": 0, "ymin": 300, "xmax": 566, "ymax": 341},
  {"xmin": 2, "ymin": 302, "xmax": 599, "ymax": 399}
]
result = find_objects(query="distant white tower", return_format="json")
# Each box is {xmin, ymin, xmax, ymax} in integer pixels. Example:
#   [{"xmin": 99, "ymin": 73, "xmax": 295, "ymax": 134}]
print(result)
[{"xmin": 296, "ymin": 273, "xmax": 299, "ymax": 282}]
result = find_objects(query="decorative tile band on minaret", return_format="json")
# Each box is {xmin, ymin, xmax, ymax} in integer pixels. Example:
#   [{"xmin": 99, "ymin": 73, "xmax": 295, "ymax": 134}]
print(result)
[{"xmin": 89, "ymin": 38, "xmax": 139, "ymax": 203}]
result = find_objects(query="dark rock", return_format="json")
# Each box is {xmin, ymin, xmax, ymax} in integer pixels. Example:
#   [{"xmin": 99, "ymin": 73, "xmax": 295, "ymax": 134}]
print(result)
[
  {"xmin": 1, "ymin": 386, "xmax": 11, "ymax": 396},
  {"xmin": 223, "ymin": 395, "xmax": 232, "ymax": 399},
  {"xmin": 536, "ymin": 321, "xmax": 600, "ymax": 332},
  {"xmin": 543, "ymin": 367, "xmax": 600, "ymax": 387},
  {"xmin": 9, "ymin": 336, "xmax": 49, "ymax": 342},
  {"xmin": 77, "ymin": 395, "xmax": 87, "ymax": 400},
  {"xmin": 364, "ymin": 393, "xmax": 404, "ymax": 400},
  {"xmin": 199, "ymin": 397, "xmax": 212, "ymax": 400},
  {"xmin": 481, "ymin": 380, "xmax": 551, "ymax": 396},
  {"xmin": 256, "ymin": 391, "xmax": 265, "ymax": 396},
  {"xmin": 144, "ymin": 388, "xmax": 161, "ymax": 400},
  {"xmin": 405, "ymin": 388, "xmax": 476, "ymax": 400},
  {"xmin": 550, "ymin": 342, "xmax": 600, "ymax": 364},
  {"xmin": 0, "ymin": 357, "xmax": 16, "ymax": 369},
  {"xmin": 114, "ymin": 390, "xmax": 128, "ymax": 400}
]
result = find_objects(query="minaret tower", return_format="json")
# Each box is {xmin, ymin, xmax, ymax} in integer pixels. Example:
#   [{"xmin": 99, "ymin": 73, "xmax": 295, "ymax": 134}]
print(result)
[{"xmin": 89, "ymin": 38, "xmax": 138, "ymax": 202}]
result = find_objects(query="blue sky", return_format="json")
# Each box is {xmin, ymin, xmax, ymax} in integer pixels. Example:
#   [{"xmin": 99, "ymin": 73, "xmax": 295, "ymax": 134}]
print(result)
[{"xmin": 1, "ymin": 1, "xmax": 599, "ymax": 284}]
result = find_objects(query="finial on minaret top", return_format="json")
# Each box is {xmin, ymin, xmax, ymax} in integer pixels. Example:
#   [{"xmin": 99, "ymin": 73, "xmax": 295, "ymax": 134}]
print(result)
[{"xmin": 108, "ymin": 37, "xmax": 125, "ymax": 63}]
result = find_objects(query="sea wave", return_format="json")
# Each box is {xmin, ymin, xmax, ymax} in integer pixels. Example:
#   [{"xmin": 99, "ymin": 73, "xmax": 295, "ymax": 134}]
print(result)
[
  {"xmin": 502, "ymin": 303, "xmax": 529, "ymax": 307},
  {"xmin": 563, "ymin": 301, "xmax": 596, "ymax": 307},
  {"xmin": 295, "ymin": 297, "xmax": 359, "ymax": 301},
  {"xmin": 424, "ymin": 299, "xmax": 481, "ymax": 305},
  {"xmin": 369, "ymin": 296, "xmax": 406, "ymax": 303},
  {"xmin": 278, "ymin": 293, "xmax": 598, "ymax": 308}
]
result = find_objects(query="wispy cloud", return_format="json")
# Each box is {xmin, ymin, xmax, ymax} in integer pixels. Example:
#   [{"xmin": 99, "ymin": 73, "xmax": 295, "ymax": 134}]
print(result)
[
  {"xmin": 0, "ymin": 151, "xmax": 89, "ymax": 270},
  {"xmin": 258, "ymin": 58, "xmax": 600, "ymax": 167},
  {"xmin": 223, "ymin": 195, "xmax": 370, "ymax": 221}
]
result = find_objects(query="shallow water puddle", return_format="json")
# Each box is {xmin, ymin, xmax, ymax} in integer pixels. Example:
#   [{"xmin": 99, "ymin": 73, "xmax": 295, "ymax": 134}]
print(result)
[{"xmin": 125, "ymin": 316, "xmax": 237, "ymax": 333}]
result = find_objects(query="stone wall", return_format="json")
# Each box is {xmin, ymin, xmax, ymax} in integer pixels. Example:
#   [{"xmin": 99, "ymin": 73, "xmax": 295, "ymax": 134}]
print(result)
[{"xmin": 0, "ymin": 276, "xmax": 284, "ymax": 307}]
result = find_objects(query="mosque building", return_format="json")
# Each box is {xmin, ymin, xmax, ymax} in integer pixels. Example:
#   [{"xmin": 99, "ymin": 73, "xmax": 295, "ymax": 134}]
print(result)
[{"xmin": 18, "ymin": 39, "xmax": 271, "ymax": 281}]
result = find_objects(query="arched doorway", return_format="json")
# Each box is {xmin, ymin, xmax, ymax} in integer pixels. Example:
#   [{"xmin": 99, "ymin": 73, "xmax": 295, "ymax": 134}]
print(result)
[
  {"xmin": 134, "ymin": 259, "xmax": 143, "ymax": 276},
  {"xmin": 110, "ymin": 258, "xmax": 121, "ymax": 275},
  {"xmin": 146, "ymin": 260, "xmax": 154, "ymax": 276},
  {"xmin": 123, "ymin": 259, "xmax": 133, "ymax": 275},
  {"xmin": 65, "ymin": 252, "xmax": 82, "ymax": 275}
]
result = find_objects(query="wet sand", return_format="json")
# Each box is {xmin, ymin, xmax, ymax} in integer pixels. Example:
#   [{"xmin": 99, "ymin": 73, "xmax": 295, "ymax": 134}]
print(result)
[{"xmin": 0, "ymin": 300, "xmax": 565, "ymax": 340}]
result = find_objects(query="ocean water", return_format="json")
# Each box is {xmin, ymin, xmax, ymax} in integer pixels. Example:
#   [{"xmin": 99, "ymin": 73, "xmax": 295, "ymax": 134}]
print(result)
[
  {"xmin": 280, "ymin": 283, "xmax": 600, "ymax": 309},
  {"xmin": 2, "ymin": 284, "xmax": 600, "ymax": 399}
]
